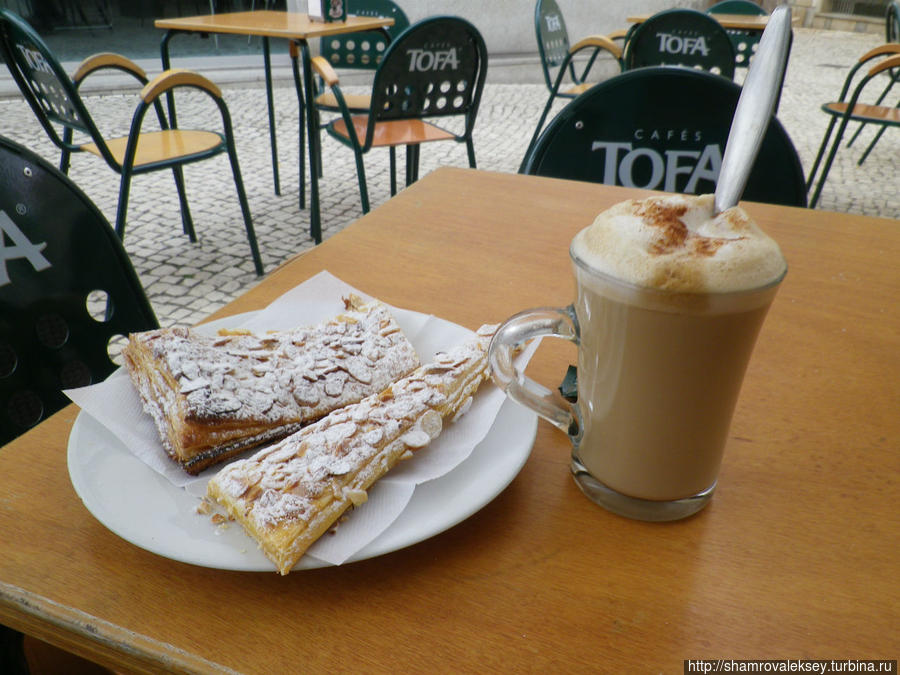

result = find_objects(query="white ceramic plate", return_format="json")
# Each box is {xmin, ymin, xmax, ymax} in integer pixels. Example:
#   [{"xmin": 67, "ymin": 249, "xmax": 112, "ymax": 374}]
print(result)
[{"xmin": 67, "ymin": 312, "xmax": 537, "ymax": 572}]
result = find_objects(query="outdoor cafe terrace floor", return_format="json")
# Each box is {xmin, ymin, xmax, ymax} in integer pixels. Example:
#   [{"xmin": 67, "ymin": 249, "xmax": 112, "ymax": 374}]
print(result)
[{"xmin": 0, "ymin": 26, "xmax": 895, "ymax": 330}]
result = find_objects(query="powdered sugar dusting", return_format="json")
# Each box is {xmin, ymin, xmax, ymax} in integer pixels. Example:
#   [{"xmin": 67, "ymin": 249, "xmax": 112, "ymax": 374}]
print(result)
[
  {"xmin": 122, "ymin": 296, "xmax": 420, "ymax": 472},
  {"xmin": 206, "ymin": 326, "xmax": 497, "ymax": 572}
]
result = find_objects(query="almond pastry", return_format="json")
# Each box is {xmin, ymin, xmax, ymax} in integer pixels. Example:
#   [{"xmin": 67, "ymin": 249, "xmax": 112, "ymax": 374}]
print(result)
[
  {"xmin": 122, "ymin": 295, "xmax": 420, "ymax": 474},
  {"xmin": 206, "ymin": 325, "xmax": 499, "ymax": 574}
]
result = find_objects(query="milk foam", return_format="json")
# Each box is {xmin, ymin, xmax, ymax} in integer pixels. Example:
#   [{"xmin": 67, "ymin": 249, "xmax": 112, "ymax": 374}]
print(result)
[{"xmin": 571, "ymin": 194, "xmax": 787, "ymax": 293}]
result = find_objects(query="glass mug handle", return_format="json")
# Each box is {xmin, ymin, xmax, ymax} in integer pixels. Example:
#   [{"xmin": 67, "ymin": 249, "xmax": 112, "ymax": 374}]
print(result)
[{"xmin": 488, "ymin": 306, "xmax": 579, "ymax": 436}]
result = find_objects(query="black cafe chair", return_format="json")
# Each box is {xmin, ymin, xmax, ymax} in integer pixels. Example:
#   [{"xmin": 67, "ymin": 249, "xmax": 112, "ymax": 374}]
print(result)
[
  {"xmin": 622, "ymin": 8, "xmax": 737, "ymax": 80},
  {"xmin": 0, "ymin": 8, "xmax": 264, "ymax": 276},
  {"xmin": 521, "ymin": 67, "xmax": 807, "ymax": 208},
  {"xmin": 311, "ymin": 16, "xmax": 489, "ymax": 215},
  {"xmin": 0, "ymin": 134, "xmax": 159, "ymax": 446}
]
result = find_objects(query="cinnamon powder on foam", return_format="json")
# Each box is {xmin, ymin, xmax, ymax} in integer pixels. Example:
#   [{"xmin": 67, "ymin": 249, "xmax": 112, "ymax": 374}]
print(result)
[{"xmin": 573, "ymin": 194, "xmax": 786, "ymax": 294}]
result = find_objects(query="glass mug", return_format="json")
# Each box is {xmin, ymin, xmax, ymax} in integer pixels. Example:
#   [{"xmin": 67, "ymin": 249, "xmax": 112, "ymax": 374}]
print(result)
[{"xmin": 488, "ymin": 214, "xmax": 785, "ymax": 521}]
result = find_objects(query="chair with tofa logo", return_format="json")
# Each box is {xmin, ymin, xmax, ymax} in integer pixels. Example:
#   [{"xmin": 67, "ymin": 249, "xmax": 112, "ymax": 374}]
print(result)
[
  {"xmin": 521, "ymin": 66, "xmax": 807, "ymax": 208},
  {"xmin": 310, "ymin": 15, "xmax": 489, "ymax": 215},
  {"xmin": 0, "ymin": 8, "xmax": 264, "ymax": 276},
  {"xmin": 522, "ymin": 0, "xmax": 627, "ymax": 169},
  {"xmin": 0, "ymin": 133, "xmax": 158, "ymax": 447},
  {"xmin": 622, "ymin": 8, "xmax": 737, "ymax": 80}
]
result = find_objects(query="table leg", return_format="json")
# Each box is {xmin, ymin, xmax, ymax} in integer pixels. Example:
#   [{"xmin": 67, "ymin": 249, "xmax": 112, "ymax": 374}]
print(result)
[
  {"xmin": 299, "ymin": 39, "xmax": 322, "ymax": 244},
  {"xmin": 159, "ymin": 30, "xmax": 177, "ymax": 127},
  {"xmin": 262, "ymin": 36, "xmax": 281, "ymax": 196},
  {"xmin": 289, "ymin": 42, "xmax": 306, "ymax": 212}
]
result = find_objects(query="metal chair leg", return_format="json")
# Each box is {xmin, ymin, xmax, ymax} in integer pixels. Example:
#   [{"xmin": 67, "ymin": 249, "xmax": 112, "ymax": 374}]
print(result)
[
  {"xmin": 389, "ymin": 147, "xmax": 397, "ymax": 196},
  {"xmin": 809, "ymin": 115, "xmax": 853, "ymax": 209},
  {"xmin": 806, "ymin": 117, "xmax": 838, "ymax": 192},
  {"xmin": 171, "ymin": 165, "xmax": 197, "ymax": 242},
  {"xmin": 857, "ymin": 124, "xmax": 889, "ymax": 165},
  {"xmin": 225, "ymin": 146, "xmax": 264, "ymax": 276},
  {"xmin": 114, "ymin": 171, "xmax": 133, "ymax": 240},
  {"xmin": 354, "ymin": 149, "xmax": 370, "ymax": 214}
]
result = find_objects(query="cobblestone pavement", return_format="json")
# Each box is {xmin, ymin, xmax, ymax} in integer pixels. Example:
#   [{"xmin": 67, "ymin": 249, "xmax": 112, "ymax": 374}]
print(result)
[{"xmin": 0, "ymin": 27, "xmax": 894, "ymax": 328}]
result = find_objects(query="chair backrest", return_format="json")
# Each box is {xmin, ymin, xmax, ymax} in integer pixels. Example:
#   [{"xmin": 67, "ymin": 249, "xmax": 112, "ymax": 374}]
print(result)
[
  {"xmin": 0, "ymin": 9, "xmax": 105, "ymax": 155},
  {"xmin": 320, "ymin": 0, "xmax": 410, "ymax": 70},
  {"xmin": 521, "ymin": 67, "xmax": 807, "ymax": 208},
  {"xmin": 708, "ymin": 0, "xmax": 767, "ymax": 15},
  {"xmin": 708, "ymin": 0, "xmax": 768, "ymax": 68},
  {"xmin": 887, "ymin": 1, "xmax": 900, "ymax": 43},
  {"xmin": 0, "ymin": 135, "xmax": 158, "ymax": 445},
  {"xmin": 623, "ymin": 8, "xmax": 737, "ymax": 79},
  {"xmin": 535, "ymin": 0, "xmax": 572, "ymax": 92},
  {"xmin": 367, "ymin": 16, "xmax": 488, "ymax": 130}
]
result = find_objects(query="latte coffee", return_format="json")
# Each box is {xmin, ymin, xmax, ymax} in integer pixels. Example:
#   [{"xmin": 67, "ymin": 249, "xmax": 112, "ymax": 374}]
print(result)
[
  {"xmin": 569, "ymin": 194, "xmax": 786, "ymax": 503},
  {"xmin": 489, "ymin": 193, "xmax": 786, "ymax": 520}
]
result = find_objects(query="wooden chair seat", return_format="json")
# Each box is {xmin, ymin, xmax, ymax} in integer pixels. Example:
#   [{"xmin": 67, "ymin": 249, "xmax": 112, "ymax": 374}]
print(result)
[
  {"xmin": 563, "ymin": 83, "xmax": 593, "ymax": 96},
  {"xmin": 330, "ymin": 116, "xmax": 455, "ymax": 147},
  {"xmin": 314, "ymin": 91, "xmax": 372, "ymax": 111},
  {"xmin": 822, "ymin": 101, "xmax": 900, "ymax": 125},
  {"xmin": 81, "ymin": 129, "xmax": 224, "ymax": 167}
]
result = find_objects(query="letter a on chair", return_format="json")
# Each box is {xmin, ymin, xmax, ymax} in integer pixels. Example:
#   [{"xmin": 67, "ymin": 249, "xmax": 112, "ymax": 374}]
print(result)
[
  {"xmin": 0, "ymin": 134, "xmax": 158, "ymax": 445},
  {"xmin": 313, "ymin": 15, "xmax": 488, "ymax": 215},
  {"xmin": 0, "ymin": 9, "xmax": 264, "ymax": 276}
]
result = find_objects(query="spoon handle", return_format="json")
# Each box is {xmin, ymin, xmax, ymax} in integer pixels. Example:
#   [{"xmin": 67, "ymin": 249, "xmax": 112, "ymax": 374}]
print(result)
[{"xmin": 714, "ymin": 5, "xmax": 793, "ymax": 215}]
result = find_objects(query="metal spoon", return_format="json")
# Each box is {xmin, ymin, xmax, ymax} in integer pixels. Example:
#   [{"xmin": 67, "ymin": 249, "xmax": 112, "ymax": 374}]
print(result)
[{"xmin": 714, "ymin": 5, "xmax": 793, "ymax": 214}]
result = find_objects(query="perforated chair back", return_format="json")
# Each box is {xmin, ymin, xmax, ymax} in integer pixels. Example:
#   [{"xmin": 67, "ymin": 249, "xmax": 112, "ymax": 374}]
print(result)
[
  {"xmin": 0, "ymin": 135, "xmax": 158, "ymax": 445},
  {"xmin": 367, "ymin": 16, "xmax": 488, "ymax": 130},
  {"xmin": 708, "ymin": 0, "xmax": 767, "ymax": 69},
  {"xmin": 0, "ymin": 9, "xmax": 108, "ymax": 158},
  {"xmin": 623, "ymin": 8, "xmax": 737, "ymax": 79},
  {"xmin": 535, "ymin": 0, "xmax": 573, "ymax": 93},
  {"xmin": 522, "ymin": 67, "xmax": 807, "ymax": 208},
  {"xmin": 320, "ymin": 0, "xmax": 409, "ymax": 70}
]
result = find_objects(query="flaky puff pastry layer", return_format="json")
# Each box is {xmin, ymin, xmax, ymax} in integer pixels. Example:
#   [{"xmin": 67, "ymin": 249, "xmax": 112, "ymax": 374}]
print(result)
[
  {"xmin": 206, "ymin": 325, "xmax": 499, "ymax": 574},
  {"xmin": 122, "ymin": 295, "xmax": 420, "ymax": 474}
]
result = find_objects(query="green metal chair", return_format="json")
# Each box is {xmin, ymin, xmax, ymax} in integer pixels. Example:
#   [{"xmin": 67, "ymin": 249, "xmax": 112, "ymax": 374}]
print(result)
[
  {"xmin": 0, "ymin": 134, "xmax": 159, "ymax": 446},
  {"xmin": 314, "ymin": 0, "xmax": 410, "ymax": 114},
  {"xmin": 708, "ymin": 0, "xmax": 767, "ymax": 69},
  {"xmin": 535, "ymin": 0, "xmax": 624, "ymax": 99},
  {"xmin": 0, "ymin": 8, "xmax": 264, "ymax": 276},
  {"xmin": 807, "ymin": 45, "xmax": 900, "ymax": 208},
  {"xmin": 522, "ymin": 67, "xmax": 807, "ymax": 208},
  {"xmin": 312, "ymin": 16, "xmax": 489, "ymax": 215},
  {"xmin": 622, "ymin": 8, "xmax": 737, "ymax": 80},
  {"xmin": 843, "ymin": 4, "xmax": 900, "ymax": 153},
  {"xmin": 301, "ymin": 0, "xmax": 410, "ymax": 200},
  {"xmin": 524, "ymin": 0, "xmax": 625, "ymax": 167}
]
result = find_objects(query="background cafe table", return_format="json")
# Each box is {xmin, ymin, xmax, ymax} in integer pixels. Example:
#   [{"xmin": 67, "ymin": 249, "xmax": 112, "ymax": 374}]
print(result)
[
  {"xmin": 155, "ymin": 10, "xmax": 395, "ymax": 244},
  {"xmin": 0, "ymin": 168, "xmax": 896, "ymax": 673},
  {"xmin": 627, "ymin": 12, "xmax": 781, "ymax": 32}
]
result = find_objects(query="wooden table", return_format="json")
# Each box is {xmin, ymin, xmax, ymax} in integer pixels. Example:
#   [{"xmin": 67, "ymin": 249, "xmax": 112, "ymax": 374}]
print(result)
[
  {"xmin": 155, "ymin": 10, "xmax": 394, "ymax": 243},
  {"xmin": 1, "ymin": 168, "xmax": 897, "ymax": 673}
]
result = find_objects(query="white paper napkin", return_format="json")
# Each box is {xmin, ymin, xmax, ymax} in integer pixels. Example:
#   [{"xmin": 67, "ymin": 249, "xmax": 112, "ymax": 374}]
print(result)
[{"xmin": 65, "ymin": 270, "xmax": 535, "ymax": 567}]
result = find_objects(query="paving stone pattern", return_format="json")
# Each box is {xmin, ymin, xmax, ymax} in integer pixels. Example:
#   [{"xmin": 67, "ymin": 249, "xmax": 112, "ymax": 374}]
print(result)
[{"xmin": 0, "ymin": 27, "xmax": 894, "ymax": 329}]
